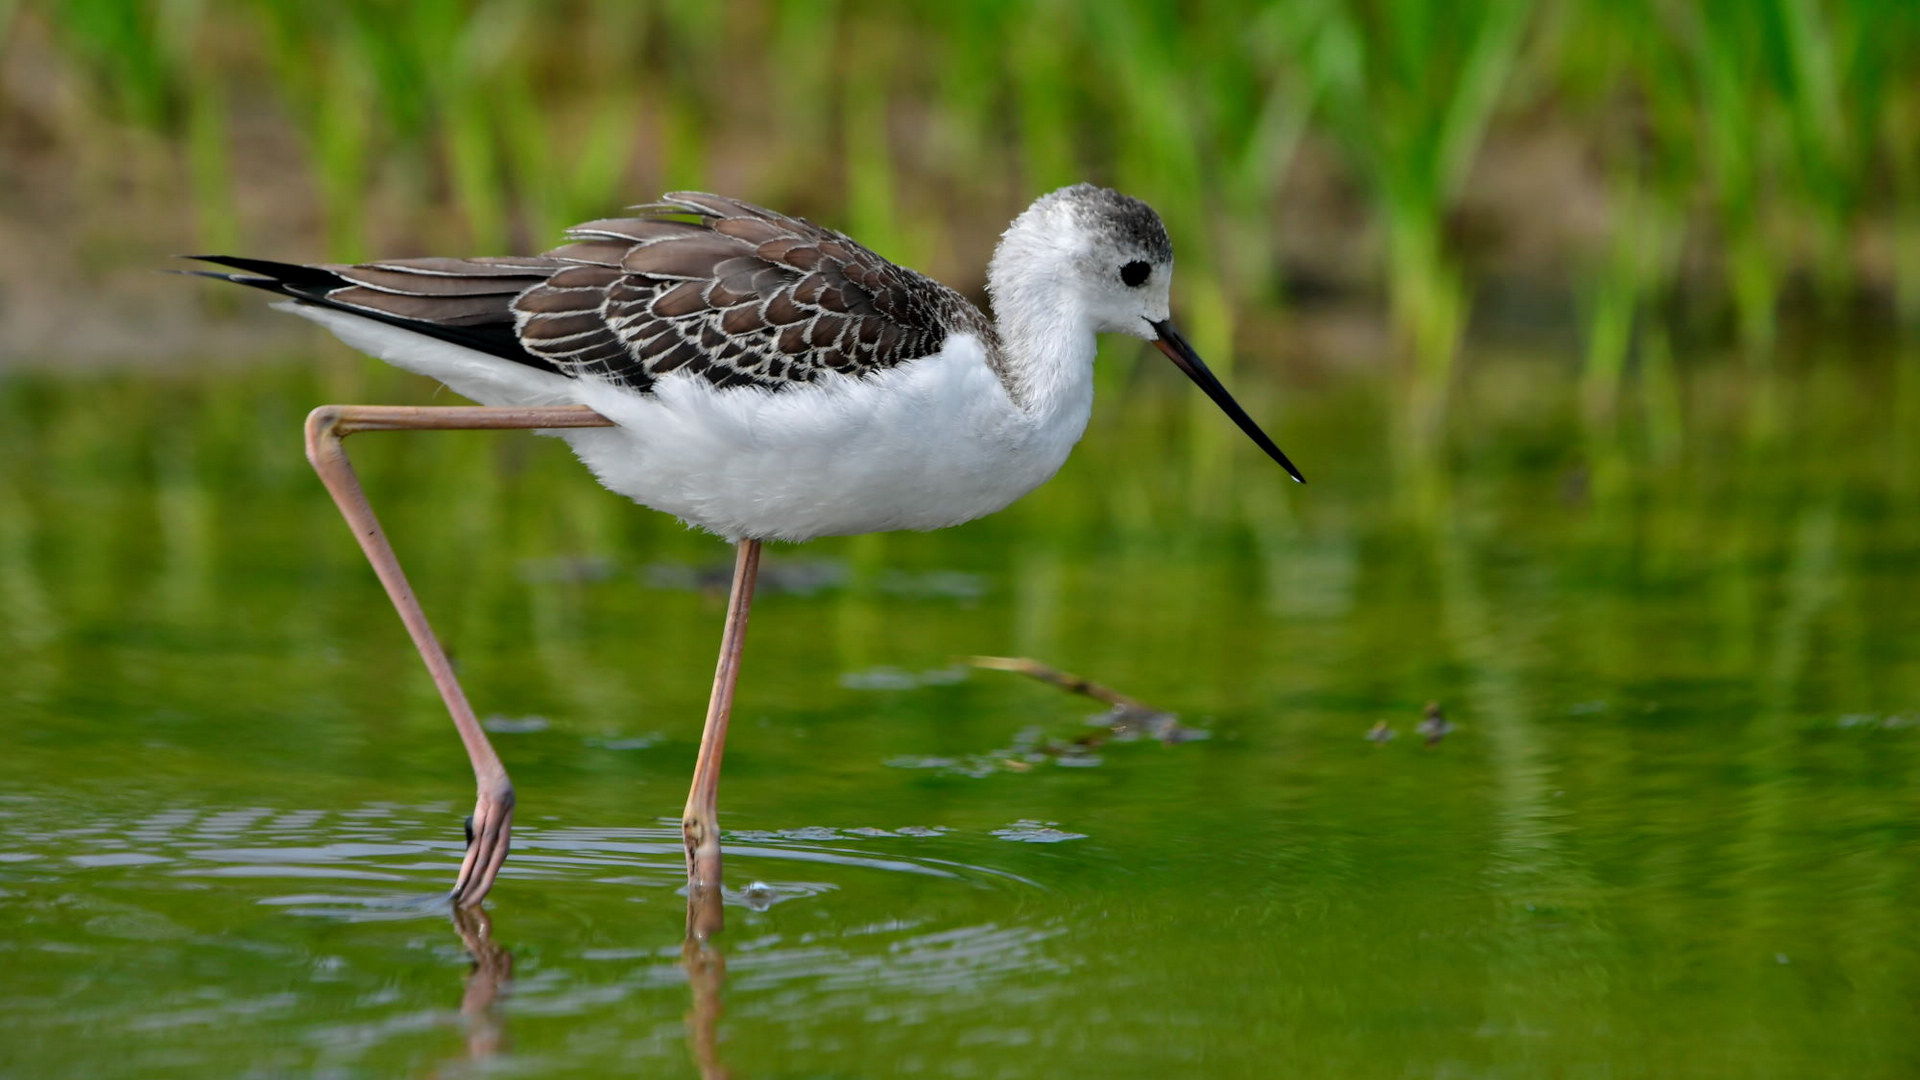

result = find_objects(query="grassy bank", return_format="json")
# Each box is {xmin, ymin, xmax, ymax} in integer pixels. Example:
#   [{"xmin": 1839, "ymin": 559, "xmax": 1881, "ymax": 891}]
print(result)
[{"xmin": 6, "ymin": 1, "xmax": 1916, "ymax": 399}]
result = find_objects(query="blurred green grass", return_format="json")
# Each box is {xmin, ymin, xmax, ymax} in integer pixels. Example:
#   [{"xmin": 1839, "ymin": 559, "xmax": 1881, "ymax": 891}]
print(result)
[{"xmin": 10, "ymin": 0, "xmax": 1919, "ymax": 402}]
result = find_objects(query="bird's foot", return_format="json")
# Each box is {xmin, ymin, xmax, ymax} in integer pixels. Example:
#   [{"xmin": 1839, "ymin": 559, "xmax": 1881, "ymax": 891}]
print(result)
[
  {"xmin": 682, "ymin": 816, "xmax": 725, "ymax": 941},
  {"xmin": 451, "ymin": 778, "xmax": 514, "ymax": 907}
]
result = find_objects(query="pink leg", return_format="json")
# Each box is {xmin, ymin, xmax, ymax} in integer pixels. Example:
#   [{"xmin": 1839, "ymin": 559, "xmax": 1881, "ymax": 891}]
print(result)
[
  {"xmin": 303, "ymin": 404, "xmax": 613, "ymax": 906},
  {"xmin": 684, "ymin": 539, "xmax": 762, "ymax": 940}
]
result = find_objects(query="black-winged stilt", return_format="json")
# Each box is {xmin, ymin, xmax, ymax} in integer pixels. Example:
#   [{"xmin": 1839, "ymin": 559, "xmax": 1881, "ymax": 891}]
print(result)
[{"xmin": 189, "ymin": 185, "xmax": 1305, "ymax": 932}]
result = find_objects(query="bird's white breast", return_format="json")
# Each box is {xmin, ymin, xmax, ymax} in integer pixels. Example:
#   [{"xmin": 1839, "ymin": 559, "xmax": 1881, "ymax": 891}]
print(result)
[{"xmin": 563, "ymin": 333, "xmax": 1091, "ymax": 541}]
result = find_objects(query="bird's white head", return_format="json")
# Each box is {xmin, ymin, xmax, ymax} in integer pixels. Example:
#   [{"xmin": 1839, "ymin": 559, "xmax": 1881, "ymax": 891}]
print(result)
[
  {"xmin": 987, "ymin": 184, "xmax": 1306, "ymax": 483},
  {"xmin": 989, "ymin": 183, "xmax": 1174, "ymax": 342}
]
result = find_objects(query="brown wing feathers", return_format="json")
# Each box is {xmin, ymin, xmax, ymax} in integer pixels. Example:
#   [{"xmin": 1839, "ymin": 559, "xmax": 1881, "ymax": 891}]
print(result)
[{"xmin": 193, "ymin": 192, "xmax": 995, "ymax": 394}]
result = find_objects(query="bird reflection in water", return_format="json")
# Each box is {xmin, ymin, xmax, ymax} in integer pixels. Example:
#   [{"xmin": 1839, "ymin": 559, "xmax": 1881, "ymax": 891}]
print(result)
[
  {"xmin": 682, "ymin": 932, "xmax": 732, "ymax": 1080},
  {"xmin": 684, "ymin": 886, "xmax": 733, "ymax": 1078},
  {"xmin": 439, "ymin": 897, "xmax": 734, "ymax": 1079},
  {"xmin": 448, "ymin": 906, "xmax": 512, "ymax": 1063}
]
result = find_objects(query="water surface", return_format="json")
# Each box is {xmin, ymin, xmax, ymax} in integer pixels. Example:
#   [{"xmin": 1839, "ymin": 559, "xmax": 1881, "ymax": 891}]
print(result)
[{"xmin": 2, "ymin": 345, "xmax": 1917, "ymax": 1077}]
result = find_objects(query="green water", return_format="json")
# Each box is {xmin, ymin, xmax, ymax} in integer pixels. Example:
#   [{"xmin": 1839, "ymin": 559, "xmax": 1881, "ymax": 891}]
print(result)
[{"xmin": 2, "ymin": 345, "xmax": 1917, "ymax": 1078}]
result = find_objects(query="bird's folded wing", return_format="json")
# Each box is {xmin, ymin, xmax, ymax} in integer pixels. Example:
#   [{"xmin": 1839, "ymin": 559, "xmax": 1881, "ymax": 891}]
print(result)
[
  {"xmin": 510, "ymin": 193, "xmax": 996, "ymax": 393},
  {"xmin": 193, "ymin": 193, "xmax": 998, "ymax": 396}
]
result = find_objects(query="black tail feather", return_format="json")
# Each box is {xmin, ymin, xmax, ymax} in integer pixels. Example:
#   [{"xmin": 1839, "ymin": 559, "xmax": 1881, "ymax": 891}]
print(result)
[
  {"xmin": 182, "ymin": 255, "xmax": 348, "ymax": 295},
  {"xmin": 179, "ymin": 256, "xmax": 562, "ymax": 375}
]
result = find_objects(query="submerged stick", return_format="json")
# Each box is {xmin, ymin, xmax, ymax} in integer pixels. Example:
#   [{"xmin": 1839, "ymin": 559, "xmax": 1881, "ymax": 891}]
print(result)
[
  {"xmin": 968, "ymin": 656, "xmax": 1210, "ymax": 748},
  {"xmin": 967, "ymin": 656, "xmax": 1159, "ymax": 713}
]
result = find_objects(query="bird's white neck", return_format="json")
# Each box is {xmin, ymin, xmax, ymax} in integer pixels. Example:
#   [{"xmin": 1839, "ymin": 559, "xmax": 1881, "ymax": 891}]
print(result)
[{"xmin": 984, "ymin": 217, "xmax": 1099, "ymax": 427}]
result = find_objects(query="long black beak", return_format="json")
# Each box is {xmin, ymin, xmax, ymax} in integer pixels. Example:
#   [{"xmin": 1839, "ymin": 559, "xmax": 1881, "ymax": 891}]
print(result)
[{"xmin": 1150, "ymin": 319, "xmax": 1306, "ymax": 484}]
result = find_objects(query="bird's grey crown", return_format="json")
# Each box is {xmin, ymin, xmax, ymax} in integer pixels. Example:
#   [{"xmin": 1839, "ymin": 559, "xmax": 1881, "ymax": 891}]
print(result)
[{"xmin": 1046, "ymin": 183, "xmax": 1175, "ymax": 264}]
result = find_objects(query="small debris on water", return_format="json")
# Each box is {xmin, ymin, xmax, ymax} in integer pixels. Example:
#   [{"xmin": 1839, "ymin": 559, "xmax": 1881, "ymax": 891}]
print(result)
[
  {"xmin": 990, "ymin": 820, "xmax": 1088, "ymax": 843},
  {"xmin": 731, "ymin": 826, "xmax": 844, "ymax": 842},
  {"xmin": 482, "ymin": 715, "xmax": 550, "ymax": 734},
  {"xmin": 587, "ymin": 733, "xmax": 662, "ymax": 750},
  {"xmin": 1418, "ymin": 702, "xmax": 1453, "ymax": 747},
  {"xmin": 885, "ymin": 754, "xmax": 958, "ymax": 770},
  {"xmin": 645, "ymin": 560, "xmax": 988, "ymax": 600},
  {"xmin": 841, "ymin": 667, "xmax": 922, "ymax": 691},
  {"xmin": 1836, "ymin": 713, "xmax": 1915, "ymax": 730},
  {"xmin": 1367, "ymin": 721, "xmax": 1395, "ymax": 744},
  {"xmin": 726, "ymin": 824, "xmax": 949, "ymax": 842},
  {"xmin": 840, "ymin": 664, "xmax": 972, "ymax": 690},
  {"xmin": 781, "ymin": 826, "xmax": 841, "ymax": 841},
  {"xmin": 971, "ymin": 656, "xmax": 1153, "ymax": 710},
  {"xmin": 1086, "ymin": 703, "xmax": 1208, "ymax": 745},
  {"xmin": 646, "ymin": 558, "xmax": 848, "ymax": 596},
  {"xmin": 857, "ymin": 657, "xmax": 1212, "ymax": 775},
  {"xmin": 885, "ymin": 754, "xmax": 1000, "ymax": 778},
  {"xmin": 970, "ymin": 656, "xmax": 1206, "ymax": 748},
  {"xmin": 874, "ymin": 569, "xmax": 991, "ymax": 602}
]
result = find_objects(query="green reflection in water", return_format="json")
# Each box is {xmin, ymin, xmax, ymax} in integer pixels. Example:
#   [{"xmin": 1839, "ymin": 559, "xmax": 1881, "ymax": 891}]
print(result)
[{"xmin": 0, "ymin": 346, "xmax": 1916, "ymax": 1078}]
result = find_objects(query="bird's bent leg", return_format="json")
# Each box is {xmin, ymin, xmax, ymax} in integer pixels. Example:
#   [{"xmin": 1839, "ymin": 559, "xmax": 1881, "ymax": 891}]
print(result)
[
  {"xmin": 302, "ymin": 404, "xmax": 613, "ymax": 906},
  {"xmin": 683, "ymin": 538, "xmax": 763, "ymax": 940}
]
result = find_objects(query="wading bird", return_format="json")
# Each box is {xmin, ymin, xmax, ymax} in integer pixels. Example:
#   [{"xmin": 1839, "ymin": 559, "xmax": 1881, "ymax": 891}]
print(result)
[{"xmin": 188, "ymin": 185, "xmax": 1304, "ymax": 926}]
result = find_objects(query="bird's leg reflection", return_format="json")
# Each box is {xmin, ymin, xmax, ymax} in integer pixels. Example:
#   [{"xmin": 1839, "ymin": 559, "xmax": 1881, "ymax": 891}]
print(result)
[
  {"xmin": 687, "ymin": 876, "xmax": 726, "ymax": 943},
  {"xmin": 451, "ymin": 906, "xmax": 512, "ymax": 1061},
  {"xmin": 682, "ymin": 929, "xmax": 732, "ymax": 1080}
]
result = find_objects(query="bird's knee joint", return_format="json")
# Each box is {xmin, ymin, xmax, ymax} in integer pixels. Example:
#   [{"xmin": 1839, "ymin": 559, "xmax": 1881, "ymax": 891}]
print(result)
[
  {"xmin": 682, "ymin": 817, "xmax": 710, "ymax": 851},
  {"xmin": 305, "ymin": 404, "xmax": 345, "ymax": 439},
  {"xmin": 303, "ymin": 405, "xmax": 348, "ymax": 466}
]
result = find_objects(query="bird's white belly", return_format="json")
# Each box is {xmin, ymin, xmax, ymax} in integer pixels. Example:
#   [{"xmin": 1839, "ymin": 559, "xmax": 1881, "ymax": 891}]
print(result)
[
  {"xmin": 562, "ymin": 335, "xmax": 1088, "ymax": 542},
  {"xmin": 284, "ymin": 306, "xmax": 1091, "ymax": 543}
]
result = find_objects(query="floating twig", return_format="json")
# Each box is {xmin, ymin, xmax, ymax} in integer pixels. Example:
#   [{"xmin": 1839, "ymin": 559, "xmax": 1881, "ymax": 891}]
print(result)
[
  {"xmin": 969, "ymin": 656, "xmax": 1157, "ymax": 711},
  {"xmin": 968, "ymin": 656, "xmax": 1205, "ymax": 746}
]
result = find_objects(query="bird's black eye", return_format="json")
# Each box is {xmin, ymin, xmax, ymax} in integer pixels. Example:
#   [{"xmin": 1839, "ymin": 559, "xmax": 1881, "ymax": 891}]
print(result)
[{"xmin": 1120, "ymin": 260, "xmax": 1151, "ymax": 287}]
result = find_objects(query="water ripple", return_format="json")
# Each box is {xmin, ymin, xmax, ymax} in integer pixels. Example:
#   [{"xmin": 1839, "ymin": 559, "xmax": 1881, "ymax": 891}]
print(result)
[{"xmin": 7, "ymin": 800, "xmax": 1054, "ymax": 922}]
